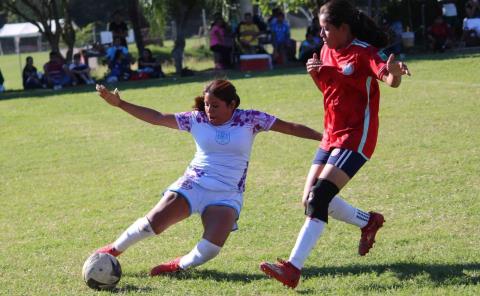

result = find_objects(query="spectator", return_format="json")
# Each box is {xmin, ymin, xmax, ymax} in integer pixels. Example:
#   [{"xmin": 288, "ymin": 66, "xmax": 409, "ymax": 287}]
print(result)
[
  {"xmin": 106, "ymin": 50, "xmax": 132, "ymax": 83},
  {"xmin": 105, "ymin": 37, "xmax": 129, "ymax": 63},
  {"xmin": 299, "ymin": 32, "xmax": 321, "ymax": 64},
  {"xmin": 237, "ymin": 12, "xmax": 261, "ymax": 54},
  {"xmin": 138, "ymin": 48, "xmax": 165, "ymax": 79},
  {"xmin": 462, "ymin": 1, "xmax": 480, "ymax": 46},
  {"xmin": 109, "ymin": 10, "xmax": 129, "ymax": 47},
  {"xmin": 22, "ymin": 56, "xmax": 45, "ymax": 90},
  {"xmin": 43, "ymin": 51, "xmax": 72, "ymax": 90},
  {"xmin": 382, "ymin": 17, "xmax": 403, "ymax": 56},
  {"xmin": 0, "ymin": 68, "xmax": 4, "ymax": 93},
  {"xmin": 438, "ymin": 0, "xmax": 459, "ymax": 33},
  {"xmin": 69, "ymin": 53, "xmax": 95, "ymax": 85},
  {"xmin": 270, "ymin": 12, "xmax": 294, "ymax": 64},
  {"xmin": 427, "ymin": 16, "xmax": 453, "ymax": 52},
  {"xmin": 209, "ymin": 15, "xmax": 233, "ymax": 70}
]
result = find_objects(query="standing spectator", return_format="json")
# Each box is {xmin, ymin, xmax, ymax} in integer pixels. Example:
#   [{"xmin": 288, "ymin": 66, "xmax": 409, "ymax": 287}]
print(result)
[
  {"xmin": 270, "ymin": 12, "xmax": 291, "ymax": 64},
  {"xmin": 237, "ymin": 12, "xmax": 261, "ymax": 54},
  {"xmin": 0, "ymin": 68, "xmax": 5, "ymax": 93},
  {"xmin": 69, "ymin": 53, "xmax": 95, "ymax": 85},
  {"xmin": 43, "ymin": 51, "xmax": 71, "ymax": 90},
  {"xmin": 109, "ymin": 10, "xmax": 129, "ymax": 47},
  {"xmin": 209, "ymin": 15, "xmax": 233, "ymax": 70},
  {"xmin": 138, "ymin": 48, "xmax": 165, "ymax": 79},
  {"xmin": 438, "ymin": 0, "xmax": 459, "ymax": 34},
  {"xmin": 22, "ymin": 56, "xmax": 44, "ymax": 90},
  {"xmin": 427, "ymin": 16, "xmax": 453, "ymax": 52}
]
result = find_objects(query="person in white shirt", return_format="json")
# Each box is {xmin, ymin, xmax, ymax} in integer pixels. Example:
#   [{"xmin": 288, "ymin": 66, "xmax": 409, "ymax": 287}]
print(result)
[{"xmin": 94, "ymin": 80, "xmax": 323, "ymax": 275}]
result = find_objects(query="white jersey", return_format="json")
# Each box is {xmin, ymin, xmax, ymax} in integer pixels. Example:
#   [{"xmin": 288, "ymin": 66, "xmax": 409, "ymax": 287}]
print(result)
[{"xmin": 175, "ymin": 109, "xmax": 276, "ymax": 192}]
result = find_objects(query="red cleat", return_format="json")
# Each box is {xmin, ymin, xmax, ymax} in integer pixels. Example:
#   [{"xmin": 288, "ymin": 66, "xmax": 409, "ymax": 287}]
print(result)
[
  {"xmin": 95, "ymin": 244, "xmax": 122, "ymax": 257},
  {"xmin": 260, "ymin": 259, "xmax": 301, "ymax": 289},
  {"xmin": 359, "ymin": 212, "xmax": 385, "ymax": 256},
  {"xmin": 150, "ymin": 257, "xmax": 182, "ymax": 276}
]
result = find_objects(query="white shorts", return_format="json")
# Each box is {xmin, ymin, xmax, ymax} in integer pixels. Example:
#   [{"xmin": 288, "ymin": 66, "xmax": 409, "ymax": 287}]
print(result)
[{"xmin": 164, "ymin": 177, "xmax": 243, "ymax": 230}]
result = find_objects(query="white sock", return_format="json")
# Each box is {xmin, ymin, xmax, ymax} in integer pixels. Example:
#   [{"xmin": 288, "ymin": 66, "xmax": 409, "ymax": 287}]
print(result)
[
  {"xmin": 113, "ymin": 217, "xmax": 155, "ymax": 252},
  {"xmin": 328, "ymin": 196, "xmax": 370, "ymax": 228},
  {"xmin": 179, "ymin": 239, "xmax": 221, "ymax": 270},
  {"xmin": 288, "ymin": 218, "xmax": 325, "ymax": 270}
]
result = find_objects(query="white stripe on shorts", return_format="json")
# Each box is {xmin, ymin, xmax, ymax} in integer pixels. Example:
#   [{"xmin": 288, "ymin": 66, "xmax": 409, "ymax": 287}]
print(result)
[
  {"xmin": 338, "ymin": 150, "xmax": 353, "ymax": 169},
  {"xmin": 334, "ymin": 150, "xmax": 349, "ymax": 167}
]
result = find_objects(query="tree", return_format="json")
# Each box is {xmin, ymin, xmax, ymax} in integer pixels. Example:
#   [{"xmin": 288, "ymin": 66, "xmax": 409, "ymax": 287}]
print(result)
[{"xmin": 0, "ymin": 0, "xmax": 76, "ymax": 60}]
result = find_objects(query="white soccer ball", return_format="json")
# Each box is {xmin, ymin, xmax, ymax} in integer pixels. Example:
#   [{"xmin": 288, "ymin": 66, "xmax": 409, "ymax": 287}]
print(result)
[{"xmin": 82, "ymin": 253, "xmax": 122, "ymax": 290}]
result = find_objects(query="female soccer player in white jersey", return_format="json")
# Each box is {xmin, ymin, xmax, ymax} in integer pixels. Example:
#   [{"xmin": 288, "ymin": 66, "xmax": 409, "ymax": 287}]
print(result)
[
  {"xmin": 94, "ymin": 79, "xmax": 323, "ymax": 275},
  {"xmin": 260, "ymin": 0, "xmax": 411, "ymax": 288}
]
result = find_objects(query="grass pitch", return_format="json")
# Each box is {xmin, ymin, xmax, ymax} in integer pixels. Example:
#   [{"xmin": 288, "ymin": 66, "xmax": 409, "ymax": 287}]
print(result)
[{"xmin": 1, "ymin": 53, "xmax": 479, "ymax": 295}]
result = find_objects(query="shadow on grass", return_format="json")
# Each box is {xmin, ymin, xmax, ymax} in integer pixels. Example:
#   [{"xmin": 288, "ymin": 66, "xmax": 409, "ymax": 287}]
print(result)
[
  {"xmin": 0, "ymin": 66, "xmax": 306, "ymax": 101},
  {"xmin": 124, "ymin": 269, "xmax": 265, "ymax": 283},
  {"xmin": 110, "ymin": 284, "xmax": 155, "ymax": 293},
  {"xmin": 302, "ymin": 262, "xmax": 480, "ymax": 286}
]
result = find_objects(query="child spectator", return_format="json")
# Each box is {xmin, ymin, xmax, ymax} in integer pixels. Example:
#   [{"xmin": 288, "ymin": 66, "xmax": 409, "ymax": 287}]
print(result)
[
  {"xmin": 270, "ymin": 12, "xmax": 293, "ymax": 64},
  {"xmin": 106, "ymin": 50, "xmax": 132, "ymax": 83},
  {"xmin": 43, "ymin": 51, "xmax": 72, "ymax": 90},
  {"xmin": 138, "ymin": 48, "xmax": 164, "ymax": 79},
  {"xmin": 69, "ymin": 53, "xmax": 95, "ymax": 85},
  {"xmin": 22, "ymin": 56, "xmax": 45, "ymax": 90},
  {"xmin": 105, "ymin": 37, "xmax": 129, "ymax": 63}
]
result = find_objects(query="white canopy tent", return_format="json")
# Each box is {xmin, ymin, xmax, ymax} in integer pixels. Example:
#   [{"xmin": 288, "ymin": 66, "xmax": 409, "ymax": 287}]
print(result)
[{"xmin": 0, "ymin": 22, "xmax": 42, "ymax": 54}]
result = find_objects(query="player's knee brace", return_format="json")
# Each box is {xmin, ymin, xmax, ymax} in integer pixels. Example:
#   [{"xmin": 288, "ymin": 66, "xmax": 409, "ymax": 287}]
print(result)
[{"xmin": 305, "ymin": 178, "xmax": 339, "ymax": 223}]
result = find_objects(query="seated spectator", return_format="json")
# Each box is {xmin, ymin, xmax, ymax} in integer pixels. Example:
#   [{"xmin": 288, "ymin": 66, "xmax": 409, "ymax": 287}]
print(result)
[
  {"xmin": 299, "ymin": 32, "xmax": 321, "ymax": 64},
  {"xmin": 106, "ymin": 50, "xmax": 132, "ymax": 83},
  {"xmin": 109, "ymin": 10, "xmax": 129, "ymax": 47},
  {"xmin": 69, "ymin": 53, "xmax": 95, "ymax": 85},
  {"xmin": 0, "ymin": 68, "xmax": 4, "ymax": 93},
  {"xmin": 270, "ymin": 12, "xmax": 295, "ymax": 64},
  {"xmin": 237, "ymin": 12, "xmax": 261, "ymax": 54},
  {"xmin": 427, "ymin": 16, "xmax": 453, "ymax": 52},
  {"xmin": 138, "ymin": 48, "xmax": 165, "ymax": 79},
  {"xmin": 105, "ymin": 37, "xmax": 129, "ymax": 63},
  {"xmin": 43, "ymin": 51, "xmax": 72, "ymax": 90},
  {"xmin": 462, "ymin": 1, "xmax": 480, "ymax": 46},
  {"xmin": 23, "ymin": 56, "xmax": 45, "ymax": 90},
  {"xmin": 209, "ymin": 15, "xmax": 233, "ymax": 70}
]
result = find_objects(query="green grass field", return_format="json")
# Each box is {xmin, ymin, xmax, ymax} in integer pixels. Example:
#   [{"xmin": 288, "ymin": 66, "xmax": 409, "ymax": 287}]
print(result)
[{"xmin": 1, "ymin": 53, "xmax": 479, "ymax": 295}]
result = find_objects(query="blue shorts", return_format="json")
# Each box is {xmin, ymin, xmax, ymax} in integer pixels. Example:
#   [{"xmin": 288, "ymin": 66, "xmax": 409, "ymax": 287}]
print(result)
[{"xmin": 312, "ymin": 148, "xmax": 367, "ymax": 178}]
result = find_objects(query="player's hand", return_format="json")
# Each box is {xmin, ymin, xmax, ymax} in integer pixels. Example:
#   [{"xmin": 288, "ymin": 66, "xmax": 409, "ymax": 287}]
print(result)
[
  {"xmin": 386, "ymin": 54, "xmax": 411, "ymax": 77},
  {"xmin": 302, "ymin": 194, "xmax": 309, "ymax": 208},
  {"xmin": 306, "ymin": 52, "xmax": 322, "ymax": 73},
  {"xmin": 96, "ymin": 84, "xmax": 122, "ymax": 107}
]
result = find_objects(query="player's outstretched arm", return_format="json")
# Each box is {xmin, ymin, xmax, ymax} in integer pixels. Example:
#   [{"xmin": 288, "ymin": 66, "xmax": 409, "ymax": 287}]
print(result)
[
  {"xmin": 270, "ymin": 118, "xmax": 322, "ymax": 141},
  {"xmin": 383, "ymin": 54, "xmax": 411, "ymax": 88},
  {"xmin": 96, "ymin": 84, "xmax": 178, "ymax": 129}
]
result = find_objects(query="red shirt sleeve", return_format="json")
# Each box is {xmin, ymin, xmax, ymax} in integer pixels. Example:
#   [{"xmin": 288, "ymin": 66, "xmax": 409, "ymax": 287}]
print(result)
[{"xmin": 363, "ymin": 48, "xmax": 388, "ymax": 81}]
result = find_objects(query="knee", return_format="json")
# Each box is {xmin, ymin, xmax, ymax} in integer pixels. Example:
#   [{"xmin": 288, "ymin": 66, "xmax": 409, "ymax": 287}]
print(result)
[{"xmin": 305, "ymin": 179, "xmax": 339, "ymax": 223}]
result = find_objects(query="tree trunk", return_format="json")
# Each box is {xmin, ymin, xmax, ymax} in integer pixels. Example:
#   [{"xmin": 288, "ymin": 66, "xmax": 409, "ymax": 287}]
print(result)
[
  {"xmin": 128, "ymin": 0, "xmax": 145, "ymax": 54},
  {"xmin": 61, "ymin": 0, "xmax": 76, "ymax": 62}
]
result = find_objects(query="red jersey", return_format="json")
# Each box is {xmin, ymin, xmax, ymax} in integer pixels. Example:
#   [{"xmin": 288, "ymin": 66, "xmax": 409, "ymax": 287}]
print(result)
[{"xmin": 315, "ymin": 39, "xmax": 388, "ymax": 159}]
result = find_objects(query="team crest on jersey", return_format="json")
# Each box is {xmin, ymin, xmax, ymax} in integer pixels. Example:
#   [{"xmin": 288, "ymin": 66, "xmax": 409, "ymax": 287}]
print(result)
[
  {"xmin": 215, "ymin": 130, "xmax": 230, "ymax": 145},
  {"xmin": 341, "ymin": 63, "xmax": 355, "ymax": 75}
]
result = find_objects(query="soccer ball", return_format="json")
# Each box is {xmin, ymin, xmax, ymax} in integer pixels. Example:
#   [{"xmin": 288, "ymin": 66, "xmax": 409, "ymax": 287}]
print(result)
[{"xmin": 82, "ymin": 253, "xmax": 122, "ymax": 290}]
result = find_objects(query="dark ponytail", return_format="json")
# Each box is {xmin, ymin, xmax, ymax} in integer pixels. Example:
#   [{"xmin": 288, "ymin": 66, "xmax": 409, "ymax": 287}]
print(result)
[
  {"xmin": 320, "ymin": 0, "xmax": 388, "ymax": 48},
  {"xmin": 192, "ymin": 79, "xmax": 241, "ymax": 112}
]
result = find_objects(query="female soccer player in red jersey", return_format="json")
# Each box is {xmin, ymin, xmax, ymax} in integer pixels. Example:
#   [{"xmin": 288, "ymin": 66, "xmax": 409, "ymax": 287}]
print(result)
[{"xmin": 260, "ymin": 0, "xmax": 410, "ymax": 288}]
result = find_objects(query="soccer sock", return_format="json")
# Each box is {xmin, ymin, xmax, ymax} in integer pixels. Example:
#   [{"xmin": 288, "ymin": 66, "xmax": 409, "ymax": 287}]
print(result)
[
  {"xmin": 113, "ymin": 217, "xmax": 155, "ymax": 252},
  {"xmin": 179, "ymin": 239, "xmax": 221, "ymax": 270},
  {"xmin": 288, "ymin": 218, "xmax": 325, "ymax": 270},
  {"xmin": 328, "ymin": 195, "xmax": 370, "ymax": 228}
]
